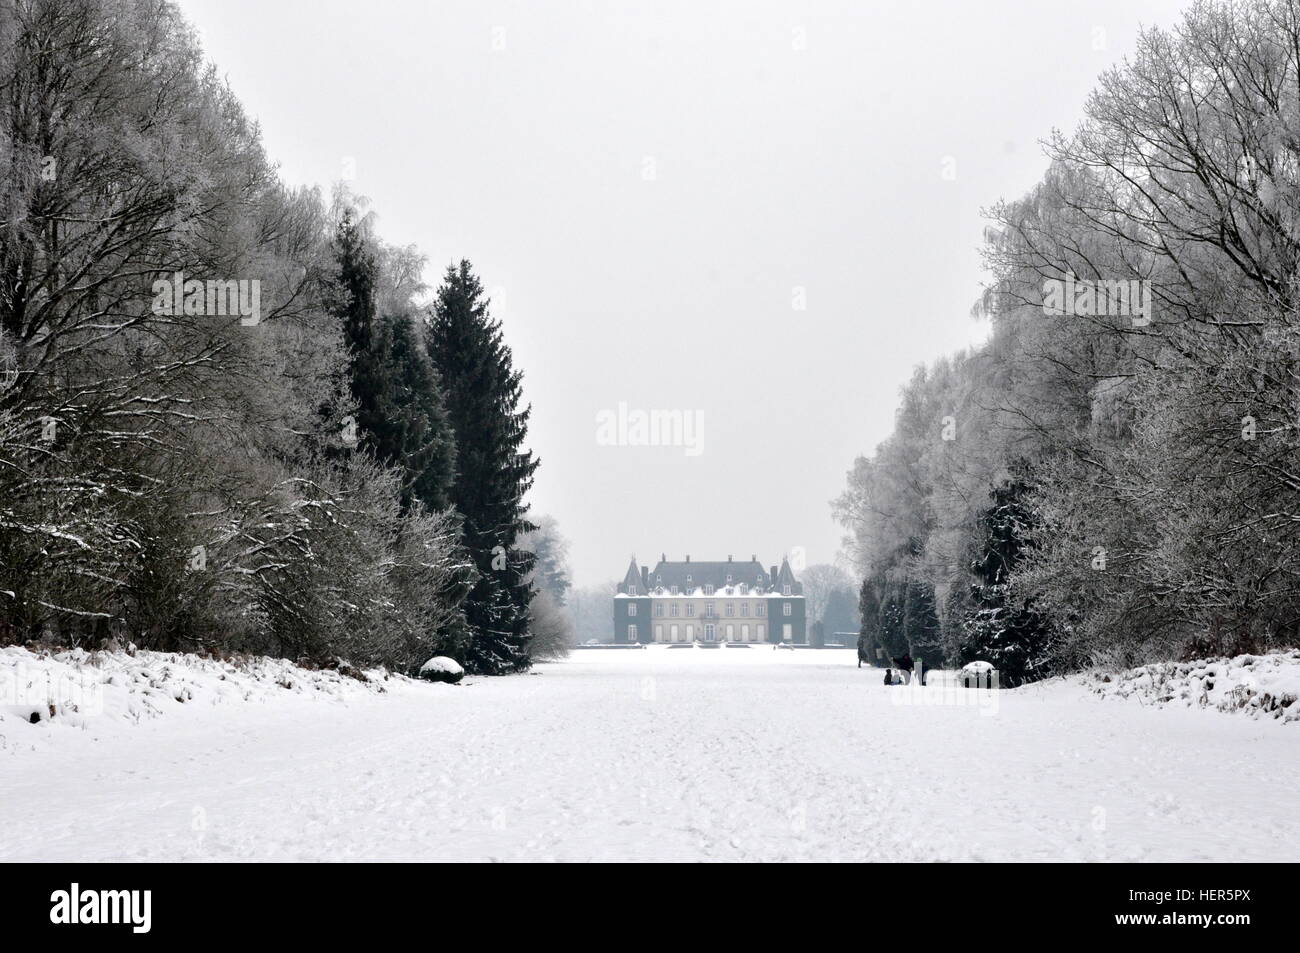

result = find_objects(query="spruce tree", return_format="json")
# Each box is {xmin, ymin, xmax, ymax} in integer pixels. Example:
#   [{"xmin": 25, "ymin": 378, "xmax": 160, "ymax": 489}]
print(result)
[
  {"xmin": 959, "ymin": 478, "xmax": 1050, "ymax": 686},
  {"xmin": 426, "ymin": 260, "xmax": 539, "ymax": 674},
  {"xmin": 372, "ymin": 313, "xmax": 456, "ymax": 511},
  {"xmin": 329, "ymin": 212, "xmax": 456, "ymax": 512}
]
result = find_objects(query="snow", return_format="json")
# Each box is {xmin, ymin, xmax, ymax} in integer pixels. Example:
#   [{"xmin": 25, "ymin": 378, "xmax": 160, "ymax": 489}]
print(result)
[
  {"xmin": 2, "ymin": 645, "xmax": 1298, "ymax": 861},
  {"xmin": 1081, "ymin": 649, "xmax": 1300, "ymax": 723},
  {"xmin": 0, "ymin": 645, "xmax": 391, "ymax": 730},
  {"xmin": 961, "ymin": 660, "xmax": 995, "ymax": 673},
  {"xmin": 418, "ymin": 656, "xmax": 464, "ymax": 676}
]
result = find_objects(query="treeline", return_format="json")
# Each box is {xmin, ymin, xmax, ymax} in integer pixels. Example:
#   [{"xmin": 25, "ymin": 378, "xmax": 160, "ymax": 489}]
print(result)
[
  {"xmin": 836, "ymin": 0, "xmax": 1300, "ymax": 683},
  {"xmin": 0, "ymin": 0, "xmax": 540, "ymax": 674}
]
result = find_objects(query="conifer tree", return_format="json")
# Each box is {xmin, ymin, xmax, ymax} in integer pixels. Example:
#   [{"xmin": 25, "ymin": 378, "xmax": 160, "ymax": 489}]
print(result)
[
  {"xmin": 427, "ymin": 261, "xmax": 539, "ymax": 674},
  {"xmin": 329, "ymin": 213, "xmax": 456, "ymax": 511},
  {"xmin": 960, "ymin": 479, "xmax": 1049, "ymax": 686}
]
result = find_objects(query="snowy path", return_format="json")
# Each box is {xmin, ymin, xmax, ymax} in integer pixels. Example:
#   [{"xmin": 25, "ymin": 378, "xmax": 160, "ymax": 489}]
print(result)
[{"xmin": 2, "ymin": 648, "xmax": 1297, "ymax": 862}]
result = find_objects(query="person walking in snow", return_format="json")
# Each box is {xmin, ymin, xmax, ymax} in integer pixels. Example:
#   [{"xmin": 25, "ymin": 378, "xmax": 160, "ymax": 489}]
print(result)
[{"xmin": 857, "ymin": 633, "xmax": 871, "ymax": 668}]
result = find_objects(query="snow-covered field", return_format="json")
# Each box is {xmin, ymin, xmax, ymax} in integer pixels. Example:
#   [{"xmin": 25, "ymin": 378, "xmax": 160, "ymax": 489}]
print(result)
[{"xmin": 2, "ymin": 645, "xmax": 1298, "ymax": 862}]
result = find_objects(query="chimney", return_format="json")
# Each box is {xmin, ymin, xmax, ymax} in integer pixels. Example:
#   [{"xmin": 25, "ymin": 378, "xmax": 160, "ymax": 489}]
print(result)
[
  {"xmin": 770, "ymin": 565, "xmax": 778, "ymax": 584},
  {"xmin": 640, "ymin": 566, "xmax": 649, "ymax": 590},
  {"xmin": 661, "ymin": 552, "xmax": 666, "ymax": 562},
  {"xmin": 685, "ymin": 554, "xmax": 690, "ymax": 563},
  {"xmin": 727, "ymin": 554, "xmax": 733, "ymax": 562},
  {"xmin": 751, "ymin": 554, "xmax": 756, "ymax": 562}
]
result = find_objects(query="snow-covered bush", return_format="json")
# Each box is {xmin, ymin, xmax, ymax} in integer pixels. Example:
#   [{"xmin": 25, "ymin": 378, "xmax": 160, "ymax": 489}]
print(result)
[
  {"xmin": 418, "ymin": 656, "xmax": 464, "ymax": 684},
  {"xmin": 1086, "ymin": 651, "xmax": 1300, "ymax": 723}
]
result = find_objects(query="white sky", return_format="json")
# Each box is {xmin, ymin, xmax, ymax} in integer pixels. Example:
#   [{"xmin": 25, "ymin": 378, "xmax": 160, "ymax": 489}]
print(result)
[{"xmin": 179, "ymin": 0, "xmax": 1190, "ymax": 584}]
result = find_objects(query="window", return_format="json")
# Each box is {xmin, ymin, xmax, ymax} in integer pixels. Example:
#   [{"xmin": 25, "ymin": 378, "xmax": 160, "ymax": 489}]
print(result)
[
  {"xmin": 705, "ymin": 603, "xmax": 715, "ymax": 618},
  {"xmin": 670, "ymin": 585, "xmax": 679, "ymax": 595},
  {"xmin": 628, "ymin": 603, "xmax": 637, "ymax": 617},
  {"xmin": 628, "ymin": 624, "xmax": 638, "ymax": 642},
  {"xmin": 726, "ymin": 624, "xmax": 734, "ymax": 639},
  {"xmin": 705, "ymin": 623, "xmax": 716, "ymax": 641},
  {"xmin": 726, "ymin": 574, "xmax": 732, "ymax": 583},
  {"xmin": 756, "ymin": 574, "xmax": 763, "ymax": 584},
  {"xmin": 783, "ymin": 602, "xmax": 792, "ymax": 616},
  {"xmin": 757, "ymin": 603, "xmax": 766, "ymax": 617},
  {"xmin": 628, "ymin": 585, "xmax": 637, "ymax": 596},
  {"xmin": 757, "ymin": 624, "xmax": 765, "ymax": 641},
  {"xmin": 653, "ymin": 603, "xmax": 663, "ymax": 617},
  {"xmin": 686, "ymin": 574, "xmax": 692, "ymax": 584},
  {"xmin": 704, "ymin": 584, "xmax": 714, "ymax": 596},
  {"xmin": 739, "ymin": 584, "xmax": 747, "ymax": 595},
  {"xmin": 656, "ymin": 574, "xmax": 661, "ymax": 583},
  {"xmin": 655, "ymin": 624, "xmax": 663, "ymax": 641},
  {"xmin": 686, "ymin": 604, "xmax": 695, "ymax": 617},
  {"xmin": 740, "ymin": 602, "xmax": 749, "ymax": 616},
  {"xmin": 725, "ymin": 602, "xmax": 734, "ymax": 617},
  {"xmin": 783, "ymin": 585, "xmax": 791, "ymax": 596},
  {"xmin": 670, "ymin": 603, "xmax": 679, "ymax": 617}
]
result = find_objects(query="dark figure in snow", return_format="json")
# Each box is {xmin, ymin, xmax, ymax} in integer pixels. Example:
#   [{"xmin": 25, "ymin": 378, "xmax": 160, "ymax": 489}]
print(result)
[
  {"xmin": 897, "ymin": 653, "xmax": 914, "ymax": 685},
  {"xmin": 857, "ymin": 634, "xmax": 871, "ymax": 668},
  {"xmin": 883, "ymin": 668, "xmax": 893, "ymax": 686}
]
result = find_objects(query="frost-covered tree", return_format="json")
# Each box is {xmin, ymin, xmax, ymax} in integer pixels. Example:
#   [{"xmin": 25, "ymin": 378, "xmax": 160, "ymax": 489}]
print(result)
[
  {"xmin": 838, "ymin": 0, "xmax": 1300, "ymax": 676},
  {"xmin": 0, "ymin": 0, "xmax": 475, "ymax": 673}
]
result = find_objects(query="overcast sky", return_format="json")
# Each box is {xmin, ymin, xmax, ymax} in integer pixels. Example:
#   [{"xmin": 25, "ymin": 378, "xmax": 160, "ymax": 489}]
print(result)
[{"xmin": 180, "ymin": 0, "xmax": 1190, "ymax": 585}]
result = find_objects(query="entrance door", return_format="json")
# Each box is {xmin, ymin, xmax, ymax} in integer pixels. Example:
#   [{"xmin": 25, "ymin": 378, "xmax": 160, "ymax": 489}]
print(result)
[{"xmin": 705, "ymin": 624, "xmax": 716, "ymax": 642}]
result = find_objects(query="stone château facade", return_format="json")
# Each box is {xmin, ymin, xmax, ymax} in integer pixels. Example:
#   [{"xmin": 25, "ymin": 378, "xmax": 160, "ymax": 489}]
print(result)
[{"xmin": 613, "ymin": 555, "xmax": 806, "ymax": 644}]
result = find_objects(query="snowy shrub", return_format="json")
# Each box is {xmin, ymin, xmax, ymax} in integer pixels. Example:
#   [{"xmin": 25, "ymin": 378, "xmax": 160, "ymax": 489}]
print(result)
[
  {"xmin": 1086, "ymin": 651, "xmax": 1300, "ymax": 723},
  {"xmin": 418, "ymin": 656, "xmax": 464, "ymax": 684}
]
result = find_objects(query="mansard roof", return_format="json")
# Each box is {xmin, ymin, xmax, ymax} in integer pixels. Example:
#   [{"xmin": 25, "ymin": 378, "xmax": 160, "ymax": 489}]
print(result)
[
  {"xmin": 648, "ymin": 557, "xmax": 774, "ymax": 591},
  {"xmin": 616, "ymin": 555, "xmax": 805, "ymax": 596}
]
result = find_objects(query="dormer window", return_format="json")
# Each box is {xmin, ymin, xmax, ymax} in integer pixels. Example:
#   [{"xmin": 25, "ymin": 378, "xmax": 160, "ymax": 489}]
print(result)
[
  {"xmin": 686, "ymin": 574, "xmax": 692, "ymax": 584},
  {"xmin": 656, "ymin": 574, "xmax": 662, "ymax": 583},
  {"xmin": 629, "ymin": 585, "xmax": 637, "ymax": 596},
  {"xmin": 670, "ymin": 585, "xmax": 679, "ymax": 595},
  {"xmin": 726, "ymin": 574, "xmax": 732, "ymax": 583},
  {"xmin": 783, "ymin": 585, "xmax": 791, "ymax": 596},
  {"xmin": 704, "ymin": 584, "xmax": 714, "ymax": 596}
]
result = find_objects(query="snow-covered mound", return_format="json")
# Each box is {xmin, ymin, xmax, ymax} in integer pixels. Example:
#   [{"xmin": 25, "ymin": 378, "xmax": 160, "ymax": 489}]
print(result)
[
  {"xmin": 418, "ymin": 655, "xmax": 464, "ymax": 683},
  {"xmin": 0, "ymin": 645, "xmax": 413, "ymax": 746},
  {"xmin": 1084, "ymin": 650, "xmax": 1300, "ymax": 723}
]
